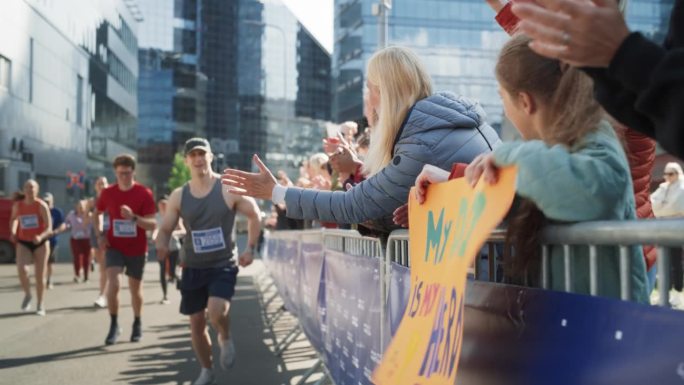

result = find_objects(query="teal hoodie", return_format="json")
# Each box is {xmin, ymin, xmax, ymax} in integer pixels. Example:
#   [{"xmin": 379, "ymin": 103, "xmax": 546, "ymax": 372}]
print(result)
[{"xmin": 493, "ymin": 120, "xmax": 649, "ymax": 303}]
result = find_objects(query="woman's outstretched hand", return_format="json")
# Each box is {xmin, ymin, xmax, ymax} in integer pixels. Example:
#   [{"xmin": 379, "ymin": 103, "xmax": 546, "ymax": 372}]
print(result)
[{"xmin": 221, "ymin": 154, "xmax": 278, "ymax": 200}]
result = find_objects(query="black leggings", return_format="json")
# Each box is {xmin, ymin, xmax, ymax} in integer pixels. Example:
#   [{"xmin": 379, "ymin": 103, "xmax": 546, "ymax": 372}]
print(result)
[{"xmin": 159, "ymin": 250, "xmax": 179, "ymax": 298}]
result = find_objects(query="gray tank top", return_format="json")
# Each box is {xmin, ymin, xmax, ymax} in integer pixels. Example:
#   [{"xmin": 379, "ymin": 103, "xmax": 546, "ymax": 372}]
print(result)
[{"xmin": 180, "ymin": 178, "xmax": 236, "ymax": 268}]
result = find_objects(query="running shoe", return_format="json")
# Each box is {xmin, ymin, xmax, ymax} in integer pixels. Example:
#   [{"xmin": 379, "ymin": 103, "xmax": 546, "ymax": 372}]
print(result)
[
  {"xmin": 192, "ymin": 369, "xmax": 216, "ymax": 385},
  {"xmin": 105, "ymin": 324, "xmax": 121, "ymax": 345},
  {"xmin": 21, "ymin": 294, "xmax": 32, "ymax": 312},
  {"xmin": 130, "ymin": 321, "xmax": 142, "ymax": 342},
  {"xmin": 94, "ymin": 295, "xmax": 107, "ymax": 308},
  {"xmin": 219, "ymin": 338, "xmax": 236, "ymax": 369}
]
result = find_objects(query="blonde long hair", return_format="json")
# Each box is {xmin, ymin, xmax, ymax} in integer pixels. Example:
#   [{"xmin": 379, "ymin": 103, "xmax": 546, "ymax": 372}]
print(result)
[{"xmin": 362, "ymin": 46, "xmax": 433, "ymax": 176}]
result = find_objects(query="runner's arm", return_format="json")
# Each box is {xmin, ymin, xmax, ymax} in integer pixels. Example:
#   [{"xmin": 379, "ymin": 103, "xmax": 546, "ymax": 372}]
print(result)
[
  {"xmin": 234, "ymin": 195, "xmax": 261, "ymax": 253},
  {"xmin": 156, "ymin": 188, "xmax": 182, "ymax": 252},
  {"xmin": 37, "ymin": 201, "xmax": 53, "ymax": 242},
  {"xmin": 9, "ymin": 203, "xmax": 18, "ymax": 241}
]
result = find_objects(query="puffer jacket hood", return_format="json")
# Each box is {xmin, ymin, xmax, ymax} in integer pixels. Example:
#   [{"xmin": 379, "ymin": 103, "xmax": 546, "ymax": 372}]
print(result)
[{"xmin": 400, "ymin": 92, "xmax": 486, "ymax": 138}]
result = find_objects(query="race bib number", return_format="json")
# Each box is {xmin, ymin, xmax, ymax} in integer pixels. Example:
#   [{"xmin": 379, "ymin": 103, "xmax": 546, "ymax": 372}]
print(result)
[
  {"xmin": 20, "ymin": 215, "xmax": 39, "ymax": 229},
  {"xmin": 73, "ymin": 229, "xmax": 87, "ymax": 239},
  {"xmin": 192, "ymin": 227, "xmax": 226, "ymax": 253},
  {"xmin": 113, "ymin": 219, "xmax": 137, "ymax": 238}
]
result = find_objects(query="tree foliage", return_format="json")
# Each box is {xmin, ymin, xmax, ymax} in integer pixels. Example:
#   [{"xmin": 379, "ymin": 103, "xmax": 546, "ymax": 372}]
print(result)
[{"xmin": 167, "ymin": 152, "xmax": 190, "ymax": 191}]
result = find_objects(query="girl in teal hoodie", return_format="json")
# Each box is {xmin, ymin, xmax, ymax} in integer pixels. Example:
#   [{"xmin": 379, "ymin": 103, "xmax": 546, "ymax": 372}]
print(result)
[{"xmin": 405, "ymin": 34, "xmax": 649, "ymax": 303}]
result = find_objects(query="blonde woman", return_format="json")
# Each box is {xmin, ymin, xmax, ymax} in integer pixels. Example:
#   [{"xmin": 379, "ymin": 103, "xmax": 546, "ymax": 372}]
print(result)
[{"xmin": 222, "ymin": 46, "xmax": 500, "ymax": 234}]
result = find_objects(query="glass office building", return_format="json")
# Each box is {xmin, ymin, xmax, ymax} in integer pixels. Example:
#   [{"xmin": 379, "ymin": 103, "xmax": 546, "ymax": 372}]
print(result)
[
  {"xmin": 136, "ymin": 0, "xmax": 332, "ymax": 191},
  {"xmin": 136, "ymin": 0, "xmax": 205, "ymax": 194},
  {"xmin": 0, "ymin": 0, "xmax": 140, "ymax": 203},
  {"xmin": 334, "ymin": 0, "xmax": 509, "ymax": 129},
  {"xmin": 207, "ymin": 0, "xmax": 332, "ymax": 178}
]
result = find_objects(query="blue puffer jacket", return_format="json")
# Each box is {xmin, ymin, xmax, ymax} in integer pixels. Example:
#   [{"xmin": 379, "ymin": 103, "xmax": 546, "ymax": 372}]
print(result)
[{"xmin": 283, "ymin": 92, "xmax": 502, "ymax": 233}]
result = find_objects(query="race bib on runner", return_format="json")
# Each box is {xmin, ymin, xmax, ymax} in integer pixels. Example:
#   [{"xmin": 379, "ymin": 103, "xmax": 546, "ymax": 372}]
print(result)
[
  {"xmin": 73, "ymin": 229, "xmax": 87, "ymax": 239},
  {"xmin": 113, "ymin": 219, "xmax": 137, "ymax": 238},
  {"xmin": 192, "ymin": 227, "xmax": 226, "ymax": 253},
  {"xmin": 20, "ymin": 215, "xmax": 39, "ymax": 229}
]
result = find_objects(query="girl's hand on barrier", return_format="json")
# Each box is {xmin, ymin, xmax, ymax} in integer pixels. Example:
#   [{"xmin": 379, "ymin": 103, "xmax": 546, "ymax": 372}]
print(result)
[
  {"xmin": 465, "ymin": 154, "xmax": 500, "ymax": 187},
  {"xmin": 414, "ymin": 164, "xmax": 450, "ymax": 204}
]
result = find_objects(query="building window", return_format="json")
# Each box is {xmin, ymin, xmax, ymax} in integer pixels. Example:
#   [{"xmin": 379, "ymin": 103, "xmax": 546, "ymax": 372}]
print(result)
[
  {"xmin": 173, "ymin": 96, "xmax": 196, "ymax": 122},
  {"xmin": 0, "ymin": 54, "xmax": 10, "ymax": 91}
]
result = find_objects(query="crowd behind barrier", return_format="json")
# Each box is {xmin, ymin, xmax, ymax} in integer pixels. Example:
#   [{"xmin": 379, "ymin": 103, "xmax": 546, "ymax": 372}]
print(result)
[{"xmin": 261, "ymin": 219, "xmax": 684, "ymax": 385}]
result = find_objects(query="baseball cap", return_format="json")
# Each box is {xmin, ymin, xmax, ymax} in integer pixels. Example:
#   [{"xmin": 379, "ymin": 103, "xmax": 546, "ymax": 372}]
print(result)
[{"xmin": 183, "ymin": 137, "xmax": 211, "ymax": 155}]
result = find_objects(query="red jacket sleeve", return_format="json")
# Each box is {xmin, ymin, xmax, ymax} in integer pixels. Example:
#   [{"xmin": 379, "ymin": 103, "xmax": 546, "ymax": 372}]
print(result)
[
  {"xmin": 614, "ymin": 124, "xmax": 657, "ymax": 269},
  {"xmin": 448, "ymin": 163, "xmax": 468, "ymax": 180}
]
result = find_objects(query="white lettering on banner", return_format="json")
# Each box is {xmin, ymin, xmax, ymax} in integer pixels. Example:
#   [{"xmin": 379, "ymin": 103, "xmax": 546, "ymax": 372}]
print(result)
[
  {"xmin": 352, "ymin": 356, "xmax": 360, "ymax": 368},
  {"xmin": 113, "ymin": 219, "xmax": 137, "ymax": 238},
  {"xmin": 351, "ymin": 315, "xmax": 359, "ymax": 328},
  {"xmin": 192, "ymin": 227, "xmax": 226, "ymax": 253},
  {"xmin": 370, "ymin": 350, "xmax": 382, "ymax": 364},
  {"xmin": 343, "ymin": 346, "xmax": 350, "ymax": 358},
  {"xmin": 363, "ymin": 323, "xmax": 372, "ymax": 336},
  {"xmin": 346, "ymin": 331, "xmax": 354, "ymax": 343},
  {"xmin": 20, "ymin": 215, "xmax": 39, "ymax": 229},
  {"xmin": 357, "ymin": 299, "xmax": 365, "ymax": 311},
  {"xmin": 364, "ymin": 368, "xmax": 372, "ymax": 380}
]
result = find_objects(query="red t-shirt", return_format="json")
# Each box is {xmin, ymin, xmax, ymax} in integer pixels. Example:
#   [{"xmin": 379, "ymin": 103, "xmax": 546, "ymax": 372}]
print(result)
[{"xmin": 96, "ymin": 183, "xmax": 155, "ymax": 257}]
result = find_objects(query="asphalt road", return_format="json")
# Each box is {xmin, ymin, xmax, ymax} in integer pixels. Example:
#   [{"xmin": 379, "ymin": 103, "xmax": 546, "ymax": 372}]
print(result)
[{"xmin": 0, "ymin": 259, "xmax": 324, "ymax": 385}]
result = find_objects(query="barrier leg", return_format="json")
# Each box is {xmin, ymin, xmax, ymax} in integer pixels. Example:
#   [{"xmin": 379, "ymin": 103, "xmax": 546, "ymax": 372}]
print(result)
[
  {"xmin": 266, "ymin": 304, "xmax": 287, "ymax": 327},
  {"xmin": 294, "ymin": 358, "xmax": 323, "ymax": 385},
  {"xmin": 274, "ymin": 325, "xmax": 303, "ymax": 356}
]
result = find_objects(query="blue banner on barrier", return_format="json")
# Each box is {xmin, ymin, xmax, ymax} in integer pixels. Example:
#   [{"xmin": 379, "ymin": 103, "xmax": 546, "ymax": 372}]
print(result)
[
  {"xmin": 274, "ymin": 237, "xmax": 300, "ymax": 317},
  {"xmin": 299, "ymin": 239, "xmax": 325, "ymax": 355},
  {"xmin": 387, "ymin": 262, "xmax": 411, "ymax": 343},
  {"xmin": 323, "ymin": 250, "xmax": 382, "ymax": 385}
]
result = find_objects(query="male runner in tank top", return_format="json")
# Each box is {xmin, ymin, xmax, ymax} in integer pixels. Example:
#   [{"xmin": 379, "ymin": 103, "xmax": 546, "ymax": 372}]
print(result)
[
  {"xmin": 156, "ymin": 138, "xmax": 262, "ymax": 385},
  {"xmin": 95, "ymin": 154, "xmax": 156, "ymax": 345}
]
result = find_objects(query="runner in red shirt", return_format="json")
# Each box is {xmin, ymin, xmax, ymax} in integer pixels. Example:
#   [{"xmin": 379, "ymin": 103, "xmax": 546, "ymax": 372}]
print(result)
[{"xmin": 95, "ymin": 154, "xmax": 156, "ymax": 345}]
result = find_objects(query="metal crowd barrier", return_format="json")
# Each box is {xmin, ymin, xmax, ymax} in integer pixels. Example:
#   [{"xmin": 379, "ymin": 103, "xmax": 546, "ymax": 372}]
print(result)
[
  {"xmin": 542, "ymin": 218, "xmax": 684, "ymax": 305},
  {"xmin": 260, "ymin": 219, "xmax": 684, "ymax": 385}
]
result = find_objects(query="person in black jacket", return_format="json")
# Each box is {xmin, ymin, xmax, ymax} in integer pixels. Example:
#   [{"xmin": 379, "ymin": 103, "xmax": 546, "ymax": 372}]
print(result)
[{"xmin": 511, "ymin": 0, "xmax": 684, "ymax": 160}]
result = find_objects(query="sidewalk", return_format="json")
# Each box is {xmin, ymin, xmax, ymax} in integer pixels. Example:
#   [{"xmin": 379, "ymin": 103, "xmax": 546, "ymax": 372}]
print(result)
[{"xmin": 0, "ymin": 259, "xmax": 321, "ymax": 385}]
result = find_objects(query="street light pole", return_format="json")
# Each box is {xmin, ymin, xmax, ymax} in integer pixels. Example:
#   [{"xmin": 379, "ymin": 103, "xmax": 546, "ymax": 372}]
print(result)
[{"xmin": 376, "ymin": 0, "xmax": 392, "ymax": 49}]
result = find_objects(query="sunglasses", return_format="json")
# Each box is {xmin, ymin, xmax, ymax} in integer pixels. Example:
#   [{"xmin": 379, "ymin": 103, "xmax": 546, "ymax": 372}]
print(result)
[{"xmin": 665, "ymin": 172, "xmax": 676, "ymax": 176}]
